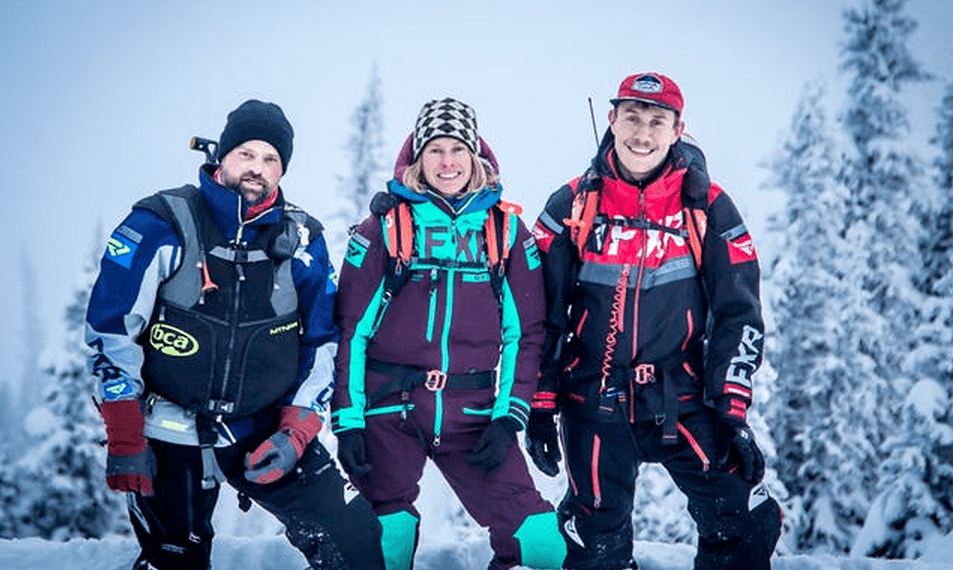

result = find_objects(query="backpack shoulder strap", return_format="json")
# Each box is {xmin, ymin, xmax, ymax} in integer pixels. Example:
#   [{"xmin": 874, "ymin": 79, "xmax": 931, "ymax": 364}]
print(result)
[
  {"xmin": 369, "ymin": 200, "xmax": 415, "ymax": 337},
  {"xmin": 566, "ymin": 170, "xmax": 602, "ymax": 259},
  {"xmin": 484, "ymin": 202, "xmax": 518, "ymax": 313},
  {"xmin": 382, "ymin": 200, "xmax": 414, "ymax": 263},
  {"xmin": 485, "ymin": 200, "xmax": 521, "ymax": 268},
  {"xmin": 679, "ymin": 163, "xmax": 711, "ymax": 271}
]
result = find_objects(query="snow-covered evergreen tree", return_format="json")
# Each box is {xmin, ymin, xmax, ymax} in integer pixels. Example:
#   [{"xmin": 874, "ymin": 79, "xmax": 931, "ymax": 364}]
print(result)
[
  {"xmin": 912, "ymin": 79, "xmax": 953, "ymax": 379},
  {"xmin": 9, "ymin": 252, "xmax": 46, "ymax": 447},
  {"xmin": 852, "ymin": 76, "xmax": 953, "ymax": 560},
  {"xmin": 325, "ymin": 67, "xmax": 388, "ymax": 265},
  {"xmin": 632, "ymin": 464, "xmax": 694, "ymax": 545},
  {"xmin": 837, "ymin": 0, "xmax": 944, "ymax": 559},
  {"xmin": 764, "ymin": 78, "xmax": 875, "ymax": 553},
  {"xmin": 0, "ymin": 231, "xmax": 126, "ymax": 540},
  {"xmin": 343, "ymin": 65, "xmax": 386, "ymax": 226},
  {"xmin": 767, "ymin": 0, "xmax": 933, "ymax": 556},
  {"xmin": 852, "ymin": 378, "xmax": 953, "ymax": 558}
]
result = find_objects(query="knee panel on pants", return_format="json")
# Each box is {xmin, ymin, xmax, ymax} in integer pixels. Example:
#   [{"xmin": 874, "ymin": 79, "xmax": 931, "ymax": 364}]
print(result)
[
  {"xmin": 513, "ymin": 511, "xmax": 566, "ymax": 569},
  {"xmin": 379, "ymin": 510, "xmax": 420, "ymax": 570}
]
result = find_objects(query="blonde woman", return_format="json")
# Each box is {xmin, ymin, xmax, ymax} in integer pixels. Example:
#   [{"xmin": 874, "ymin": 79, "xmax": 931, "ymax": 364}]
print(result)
[{"xmin": 332, "ymin": 98, "xmax": 566, "ymax": 570}]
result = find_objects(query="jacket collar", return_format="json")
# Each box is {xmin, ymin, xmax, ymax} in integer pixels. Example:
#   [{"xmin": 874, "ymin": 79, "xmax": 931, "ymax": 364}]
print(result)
[{"xmin": 387, "ymin": 178, "xmax": 503, "ymax": 217}]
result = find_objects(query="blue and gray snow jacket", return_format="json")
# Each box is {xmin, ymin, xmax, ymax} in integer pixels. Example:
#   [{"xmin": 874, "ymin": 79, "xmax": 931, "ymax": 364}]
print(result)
[{"xmin": 86, "ymin": 165, "xmax": 338, "ymax": 445}]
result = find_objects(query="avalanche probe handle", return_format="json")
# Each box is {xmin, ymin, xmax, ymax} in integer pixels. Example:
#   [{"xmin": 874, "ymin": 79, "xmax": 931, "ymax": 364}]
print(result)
[{"xmin": 189, "ymin": 136, "xmax": 219, "ymax": 164}]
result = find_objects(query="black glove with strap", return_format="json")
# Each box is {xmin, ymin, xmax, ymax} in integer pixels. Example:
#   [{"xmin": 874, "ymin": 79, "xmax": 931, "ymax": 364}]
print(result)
[
  {"xmin": 719, "ymin": 425, "xmax": 765, "ymax": 484},
  {"xmin": 526, "ymin": 410, "xmax": 561, "ymax": 477},
  {"xmin": 336, "ymin": 429, "xmax": 371, "ymax": 477},
  {"xmin": 469, "ymin": 417, "xmax": 521, "ymax": 472},
  {"xmin": 715, "ymin": 394, "xmax": 764, "ymax": 484}
]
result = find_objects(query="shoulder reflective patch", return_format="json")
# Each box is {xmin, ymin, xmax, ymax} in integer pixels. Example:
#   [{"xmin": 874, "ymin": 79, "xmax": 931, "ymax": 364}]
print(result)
[
  {"xmin": 523, "ymin": 237, "xmax": 541, "ymax": 270},
  {"xmin": 345, "ymin": 237, "xmax": 369, "ymax": 268},
  {"xmin": 105, "ymin": 232, "xmax": 137, "ymax": 268},
  {"xmin": 102, "ymin": 380, "xmax": 134, "ymax": 401},
  {"xmin": 116, "ymin": 224, "xmax": 143, "ymax": 244}
]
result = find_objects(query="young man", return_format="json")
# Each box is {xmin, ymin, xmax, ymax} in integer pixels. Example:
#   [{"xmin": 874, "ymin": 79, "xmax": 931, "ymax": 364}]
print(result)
[
  {"xmin": 86, "ymin": 99, "xmax": 384, "ymax": 570},
  {"xmin": 527, "ymin": 73, "xmax": 782, "ymax": 570}
]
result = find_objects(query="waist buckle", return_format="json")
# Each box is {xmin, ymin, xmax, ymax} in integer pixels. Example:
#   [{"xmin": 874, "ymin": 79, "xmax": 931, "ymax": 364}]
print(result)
[{"xmin": 424, "ymin": 370, "xmax": 448, "ymax": 391}]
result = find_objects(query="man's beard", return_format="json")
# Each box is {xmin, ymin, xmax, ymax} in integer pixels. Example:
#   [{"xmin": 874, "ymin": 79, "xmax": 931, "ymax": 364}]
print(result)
[{"xmin": 222, "ymin": 171, "xmax": 271, "ymax": 205}]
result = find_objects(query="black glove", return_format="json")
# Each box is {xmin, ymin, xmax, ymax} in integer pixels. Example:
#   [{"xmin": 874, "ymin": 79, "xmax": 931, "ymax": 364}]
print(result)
[
  {"xmin": 526, "ymin": 410, "xmax": 561, "ymax": 476},
  {"xmin": 719, "ymin": 425, "xmax": 765, "ymax": 484},
  {"xmin": 469, "ymin": 417, "xmax": 520, "ymax": 472},
  {"xmin": 337, "ymin": 429, "xmax": 371, "ymax": 477}
]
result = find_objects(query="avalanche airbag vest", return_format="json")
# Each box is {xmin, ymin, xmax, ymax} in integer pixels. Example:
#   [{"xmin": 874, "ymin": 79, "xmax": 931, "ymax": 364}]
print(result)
[{"xmin": 136, "ymin": 185, "xmax": 306, "ymax": 419}]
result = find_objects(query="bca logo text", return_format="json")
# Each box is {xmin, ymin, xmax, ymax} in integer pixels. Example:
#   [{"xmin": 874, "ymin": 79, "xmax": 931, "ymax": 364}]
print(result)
[{"xmin": 148, "ymin": 323, "xmax": 199, "ymax": 357}]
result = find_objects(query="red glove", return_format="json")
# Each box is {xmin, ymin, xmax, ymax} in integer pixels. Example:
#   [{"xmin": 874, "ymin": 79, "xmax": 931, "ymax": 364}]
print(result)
[
  {"xmin": 245, "ymin": 406, "xmax": 322, "ymax": 485},
  {"xmin": 101, "ymin": 400, "xmax": 156, "ymax": 496}
]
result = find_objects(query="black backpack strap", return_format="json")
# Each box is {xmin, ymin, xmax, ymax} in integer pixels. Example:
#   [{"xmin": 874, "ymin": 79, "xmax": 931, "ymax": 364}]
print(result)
[{"xmin": 265, "ymin": 203, "xmax": 322, "ymax": 262}]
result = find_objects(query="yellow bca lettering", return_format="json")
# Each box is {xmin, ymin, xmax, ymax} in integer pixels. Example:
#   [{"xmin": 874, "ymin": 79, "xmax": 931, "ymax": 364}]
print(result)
[{"xmin": 148, "ymin": 323, "xmax": 199, "ymax": 357}]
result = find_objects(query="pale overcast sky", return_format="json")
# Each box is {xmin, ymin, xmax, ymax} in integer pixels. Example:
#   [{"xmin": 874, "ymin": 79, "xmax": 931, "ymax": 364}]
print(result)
[{"xmin": 1, "ymin": 0, "xmax": 950, "ymax": 384}]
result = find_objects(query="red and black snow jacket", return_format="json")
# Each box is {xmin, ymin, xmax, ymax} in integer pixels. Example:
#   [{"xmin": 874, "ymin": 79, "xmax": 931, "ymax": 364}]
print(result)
[{"xmin": 531, "ymin": 132, "xmax": 764, "ymax": 429}]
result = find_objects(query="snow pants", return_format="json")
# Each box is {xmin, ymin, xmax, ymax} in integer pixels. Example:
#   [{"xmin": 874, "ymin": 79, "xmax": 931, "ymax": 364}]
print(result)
[
  {"xmin": 128, "ymin": 437, "xmax": 385, "ymax": 570},
  {"xmin": 349, "ymin": 374, "xmax": 566, "ymax": 570},
  {"xmin": 558, "ymin": 405, "xmax": 782, "ymax": 570}
]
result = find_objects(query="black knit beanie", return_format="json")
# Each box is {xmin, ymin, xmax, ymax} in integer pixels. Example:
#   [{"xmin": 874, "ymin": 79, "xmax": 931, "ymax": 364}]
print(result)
[{"xmin": 216, "ymin": 99, "xmax": 294, "ymax": 173}]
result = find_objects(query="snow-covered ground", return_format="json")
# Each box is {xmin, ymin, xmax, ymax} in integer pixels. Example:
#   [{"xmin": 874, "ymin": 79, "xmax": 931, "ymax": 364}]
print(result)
[
  {"xmin": 3, "ymin": 533, "xmax": 953, "ymax": 570},
  {"xmin": 3, "ymin": 461, "xmax": 953, "ymax": 570},
  {"xmin": 4, "ymin": 433, "xmax": 953, "ymax": 570}
]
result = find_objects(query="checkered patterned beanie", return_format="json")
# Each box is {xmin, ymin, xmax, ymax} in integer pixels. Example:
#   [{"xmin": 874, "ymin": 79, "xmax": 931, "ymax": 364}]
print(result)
[{"xmin": 412, "ymin": 98, "xmax": 479, "ymax": 160}]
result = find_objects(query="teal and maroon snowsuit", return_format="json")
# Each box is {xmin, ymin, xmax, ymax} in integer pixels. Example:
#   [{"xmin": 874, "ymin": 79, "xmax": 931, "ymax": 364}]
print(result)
[{"xmin": 332, "ymin": 138, "xmax": 565, "ymax": 570}]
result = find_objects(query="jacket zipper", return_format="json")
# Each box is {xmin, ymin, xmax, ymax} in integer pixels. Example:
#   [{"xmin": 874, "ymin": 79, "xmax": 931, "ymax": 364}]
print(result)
[
  {"xmin": 217, "ymin": 223, "xmax": 247, "ymax": 413},
  {"xmin": 631, "ymin": 189, "xmax": 648, "ymax": 358},
  {"xmin": 427, "ymin": 268, "xmax": 438, "ymax": 342},
  {"xmin": 433, "ymin": 217, "xmax": 461, "ymax": 447}
]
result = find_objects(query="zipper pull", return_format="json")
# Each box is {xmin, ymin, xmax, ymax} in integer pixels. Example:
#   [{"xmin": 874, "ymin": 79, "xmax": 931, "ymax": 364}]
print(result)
[
  {"xmin": 198, "ymin": 258, "xmax": 219, "ymax": 304},
  {"xmin": 236, "ymin": 263, "xmax": 246, "ymax": 282}
]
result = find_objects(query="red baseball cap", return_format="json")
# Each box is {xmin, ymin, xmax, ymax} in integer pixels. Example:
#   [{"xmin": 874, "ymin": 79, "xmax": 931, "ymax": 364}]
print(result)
[{"xmin": 610, "ymin": 72, "xmax": 684, "ymax": 114}]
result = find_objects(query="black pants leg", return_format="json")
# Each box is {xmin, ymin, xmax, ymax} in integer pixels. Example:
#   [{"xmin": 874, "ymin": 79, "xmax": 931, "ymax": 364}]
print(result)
[
  {"xmin": 128, "ymin": 439, "xmax": 219, "ymax": 570},
  {"xmin": 129, "ymin": 438, "xmax": 384, "ymax": 570},
  {"xmin": 221, "ymin": 438, "xmax": 385, "ymax": 570},
  {"xmin": 649, "ymin": 411, "xmax": 782, "ymax": 570},
  {"xmin": 558, "ymin": 408, "xmax": 638, "ymax": 570},
  {"xmin": 558, "ymin": 406, "xmax": 780, "ymax": 570}
]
